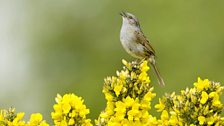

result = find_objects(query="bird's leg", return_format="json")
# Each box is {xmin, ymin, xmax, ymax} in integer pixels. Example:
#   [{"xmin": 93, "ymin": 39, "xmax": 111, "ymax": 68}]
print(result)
[
  {"xmin": 132, "ymin": 59, "xmax": 143, "ymax": 65},
  {"xmin": 138, "ymin": 58, "xmax": 147, "ymax": 65}
]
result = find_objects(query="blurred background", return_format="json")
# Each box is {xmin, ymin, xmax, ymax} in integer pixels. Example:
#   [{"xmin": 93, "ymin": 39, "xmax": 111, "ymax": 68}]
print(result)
[{"xmin": 0, "ymin": 0, "xmax": 224, "ymax": 123}]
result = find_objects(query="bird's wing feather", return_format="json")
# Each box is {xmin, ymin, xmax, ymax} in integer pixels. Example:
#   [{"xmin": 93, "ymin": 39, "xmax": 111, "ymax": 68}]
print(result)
[{"xmin": 135, "ymin": 31, "xmax": 156, "ymax": 55}]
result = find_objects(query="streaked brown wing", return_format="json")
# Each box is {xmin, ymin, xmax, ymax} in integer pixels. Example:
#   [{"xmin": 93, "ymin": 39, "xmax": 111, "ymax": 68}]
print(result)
[{"xmin": 135, "ymin": 31, "xmax": 156, "ymax": 55}]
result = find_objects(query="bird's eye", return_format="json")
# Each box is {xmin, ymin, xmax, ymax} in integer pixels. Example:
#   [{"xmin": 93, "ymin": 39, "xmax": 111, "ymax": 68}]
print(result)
[{"xmin": 128, "ymin": 16, "xmax": 133, "ymax": 19}]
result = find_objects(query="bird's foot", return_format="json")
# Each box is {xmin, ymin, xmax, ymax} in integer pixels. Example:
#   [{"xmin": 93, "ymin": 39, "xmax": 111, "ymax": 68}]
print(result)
[{"xmin": 139, "ymin": 58, "xmax": 147, "ymax": 64}]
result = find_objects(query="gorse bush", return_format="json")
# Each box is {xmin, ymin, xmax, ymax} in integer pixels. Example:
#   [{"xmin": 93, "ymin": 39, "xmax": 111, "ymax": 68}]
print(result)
[
  {"xmin": 155, "ymin": 78, "xmax": 224, "ymax": 126},
  {"xmin": 0, "ymin": 108, "xmax": 48, "ymax": 126},
  {"xmin": 51, "ymin": 94, "xmax": 92, "ymax": 126},
  {"xmin": 95, "ymin": 60, "xmax": 156, "ymax": 125},
  {"xmin": 1, "ymin": 60, "xmax": 223, "ymax": 126}
]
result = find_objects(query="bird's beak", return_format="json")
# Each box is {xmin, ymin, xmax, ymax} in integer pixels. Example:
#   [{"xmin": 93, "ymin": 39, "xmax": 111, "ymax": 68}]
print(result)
[{"xmin": 120, "ymin": 11, "xmax": 127, "ymax": 17}]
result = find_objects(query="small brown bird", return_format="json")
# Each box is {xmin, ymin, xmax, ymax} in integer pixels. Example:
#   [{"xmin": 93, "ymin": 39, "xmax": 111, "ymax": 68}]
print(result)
[{"xmin": 120, "ymin": 11, "xmax": 165, "ymax": 86}]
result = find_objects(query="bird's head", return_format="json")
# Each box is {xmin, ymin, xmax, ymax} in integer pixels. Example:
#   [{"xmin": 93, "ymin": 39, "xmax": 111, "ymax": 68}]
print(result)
[{"xmin": 120, "ymin": 11, "xmax": 140, "ymax": 28}]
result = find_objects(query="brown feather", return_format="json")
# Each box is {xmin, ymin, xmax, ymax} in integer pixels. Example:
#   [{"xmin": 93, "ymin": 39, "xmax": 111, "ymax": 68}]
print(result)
[{"xmin": 134, "ymin": 31, "xmax": 156, "ymax": 56}]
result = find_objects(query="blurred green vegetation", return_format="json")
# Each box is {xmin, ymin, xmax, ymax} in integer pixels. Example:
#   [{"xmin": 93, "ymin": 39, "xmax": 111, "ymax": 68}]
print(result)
[{"xmin": 0, "ymin": 0, "xmax": 224, "ymax": 124}]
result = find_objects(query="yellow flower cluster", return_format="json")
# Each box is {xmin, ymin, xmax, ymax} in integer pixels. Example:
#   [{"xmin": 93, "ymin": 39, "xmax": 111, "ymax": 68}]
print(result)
[
  {"xmin": 0, "ymin": 108, "xmax": 49, "ymax": 126},
  {"xmin": 155, "ymin": 77, "xmax": 224, "ymax": 126},
  {"xmin": 51, "ymin": 93, "xmax": 92, "ymax": 126},
  {"xmin": 1, "ymin": 59, "xmax": 224, "ymax": 126},
  {"xmin": 96, "ymin": 60, "xmax": 157, "ymax": 125}
]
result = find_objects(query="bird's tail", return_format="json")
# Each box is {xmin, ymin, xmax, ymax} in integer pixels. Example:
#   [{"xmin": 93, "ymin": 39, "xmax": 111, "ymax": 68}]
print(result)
[{"xmin": 150, "ymin": 62, "xmax": 165, "ymax": 87}]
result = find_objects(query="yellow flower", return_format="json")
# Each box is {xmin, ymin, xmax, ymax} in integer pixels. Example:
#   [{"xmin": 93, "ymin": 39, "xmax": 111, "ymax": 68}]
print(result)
[
  {"xmin": 114, "ymin": 84, "xmax": 123, "ymax": 96},
  {"xmin": 114, "ymin": 100, "xmax": 127, "ymax": 121},
  {"xmin": 156, "ymin": 77, "xmax": 224, "ymax": 125},
  {"xmin": 16, "ymin": 112, "xmax": 25, "ymax": 120},
  {"xmin": 194, "ymin": 77, "xmax": 210, "ymax": 91},
  {"xmin": 96, "ymin": 60, "xmax": 156, "ymax": 125},
  {"xmin": 1, "ymin": 60, "xmax": 224, "ymax": 126},
  {"xmin": 161, "ymin": 110, "xmax": 169, "ymax": 120},
  {"xmin": 131, "ymin": 72, "xmax": 137, "ymax": 79},
  {"xmin": 105, "ymin": 102, "xmax": 114, "ymax": 116},
  {"xmin": 118, "ymin": 70, "xmax": 129, "ymax": 80},
  {"xmin": 123, "ymin": 96, "xmax": 135, "ymax": 107},
  {"xmin": 115, "ymin": 101, "xmax": 126, "ymax": 113},
  {"xmin": 138, "ymin": 72, "xmax": 150, "ymax": 83},
  {"xmin": 140, "ymin": 61, "xmax": 149, "ymax": 72},
  {"xmin": 122, "ymin": 59, "xmax": 131, "ymax": 69},
  {"xmin": 207, "ymin": 116, "xmax": 215, "ymax": 125},
  {"xmin": 51, "ymin": 93, "xmax": 92, "ymax": 126},
  {"xmin": 83, "ymin": 119, "xmax": 92, "ymax": 126},
  {"xmin": 0, "ymin": 108, "xmax": 49, "ymax": 126},
  {"xmin": 62, "ymin": 103, "xmax": 71, "ymax": 114},
  {"xmin": 148, "ymin": 115, "xmax": 158, "ymax": 125},
  {"xmin": 105, "ymin": 93, "xmax": 113, "ymax": 101},
  {"xmin": 127, "ymin": 102, "xmax": 140, "ymax": 121},
  {"xmin": 200, "ymin": 91, "xmax": 208, "ymax": 104},
  {"xmin": 198, "ymin": 116, "xmax": 206, "ymax": 125},
  {"xmin": 209, "ymin": 92, "xmax": 221, "ymax": 107},
  {"xmin": 11, "ymin": 112, "xmax": 26, "ymax": 126},
  {"xmin": 68, "ymin": 118, "xmax": 75, "ymax": 125},
  {"xmin": 155, "ymin": 98, "xmax": 165, "ymax": 112},
  {"xmin": 29, "ymin": 113, "xmax": 42, "ymax": 124},
  {"xmin": 55, "ymin": 93, "xmax": 62, "ymax": 103},
  {"xmin": 168, "ymin": 115, "xmax": 178, "ymax": 125},
  {"xmin": 143, "ymin": 90, "xmax": 156, "ymax": 102},
  {"xmin": 27, "ymin": 113, "xmax": 49, "ymax": 126}
]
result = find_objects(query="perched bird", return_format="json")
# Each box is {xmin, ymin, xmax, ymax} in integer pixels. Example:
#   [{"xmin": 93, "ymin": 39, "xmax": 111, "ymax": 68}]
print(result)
[{"xmin": 120, "ymin": 11, "xmax": 165, "ymax": 86}]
